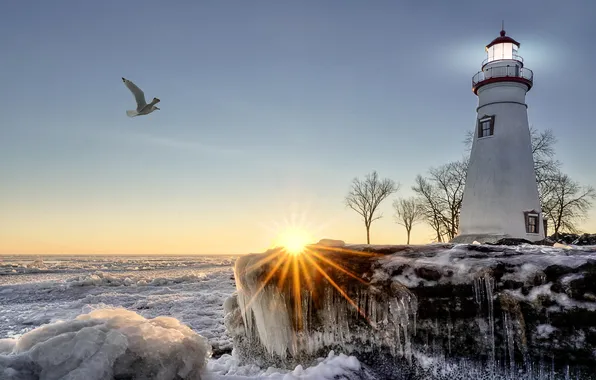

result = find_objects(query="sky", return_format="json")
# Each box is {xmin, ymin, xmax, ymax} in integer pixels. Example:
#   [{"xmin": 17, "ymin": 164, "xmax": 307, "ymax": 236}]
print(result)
[{"xmin": 1, "ymin": 0, "xmax": 595, "ymax": 255}]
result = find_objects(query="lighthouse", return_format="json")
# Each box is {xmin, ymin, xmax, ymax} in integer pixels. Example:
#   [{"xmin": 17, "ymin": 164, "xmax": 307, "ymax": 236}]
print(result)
[{"xmin": 454, "ymin": 28, "xmax": 545, "ymax": 244}]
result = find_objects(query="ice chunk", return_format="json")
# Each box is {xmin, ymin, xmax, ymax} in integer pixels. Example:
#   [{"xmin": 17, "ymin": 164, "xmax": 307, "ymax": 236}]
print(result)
[
  {"xmin": 0, "ymin": 339, "xmax": 15, "ymax": 354},
  {"xmin": 0, "ymin": 308, "xmax": 211, "ymax": 380}
]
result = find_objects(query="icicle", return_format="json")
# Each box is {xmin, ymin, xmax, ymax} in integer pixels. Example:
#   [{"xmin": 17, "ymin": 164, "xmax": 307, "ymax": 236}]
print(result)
[
  {"xmin": 446, "ymin": 317, "xmax": 452, "ymax": 355},
  {"xmin": 502, "ymin": 310, "xmax": 515, "ymax": 375},
  {"xmin": 483, "ymin": 275, "xmax": 496, "ymax": 371}
]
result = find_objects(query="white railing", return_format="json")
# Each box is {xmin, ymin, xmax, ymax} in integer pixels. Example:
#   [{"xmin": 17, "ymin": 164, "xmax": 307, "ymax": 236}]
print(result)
[{"xmin": 472, "ymin": 66, "xmax": 533, "ymax": 88}]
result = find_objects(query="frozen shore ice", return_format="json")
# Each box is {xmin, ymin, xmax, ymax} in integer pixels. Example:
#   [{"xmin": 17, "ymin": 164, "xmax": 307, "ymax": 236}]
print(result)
[{"xmin": 0, "ymin": 308, "xmax": 211, "ymax": 380}]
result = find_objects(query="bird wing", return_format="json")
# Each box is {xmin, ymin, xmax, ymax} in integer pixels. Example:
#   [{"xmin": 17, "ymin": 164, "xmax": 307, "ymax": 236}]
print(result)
[{"xmin": 122, "ymin": 77, "xmax": 147, "ymax": 110}]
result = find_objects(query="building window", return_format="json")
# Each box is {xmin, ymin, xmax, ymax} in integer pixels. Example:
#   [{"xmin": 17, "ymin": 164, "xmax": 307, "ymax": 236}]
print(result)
[
  {"xmin": 478, "ymin": 115, "xmax": 495, "ymax": 138},
  {"xmin": 524, "ymin": 211, "xmax": 540, "ymax": 234}
]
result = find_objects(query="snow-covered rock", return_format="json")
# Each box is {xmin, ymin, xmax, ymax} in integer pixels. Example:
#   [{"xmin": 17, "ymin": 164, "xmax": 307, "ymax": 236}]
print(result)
[
  {"xmin": 551, "ymin": 232, "xmax": 596, "ymax": 246},
  {"xmin": 0, "ymin": 308, "xmax": 211, "ymax": 380},
  {"xmin": 226, "ymin": 243, "xmax": 596, "ymax": 379}
]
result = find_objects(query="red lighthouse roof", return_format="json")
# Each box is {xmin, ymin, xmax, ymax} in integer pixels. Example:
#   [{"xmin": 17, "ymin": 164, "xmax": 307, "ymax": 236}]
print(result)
[{"xmin": 486, "ymin": 30, "xmax": 520, "ymax": 50}]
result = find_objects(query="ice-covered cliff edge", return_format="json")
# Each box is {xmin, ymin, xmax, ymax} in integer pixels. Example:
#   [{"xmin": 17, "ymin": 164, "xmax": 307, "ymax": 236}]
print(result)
[{"xmin": 226, "ymin": 242, "xmax": 596, "ymax": 379}]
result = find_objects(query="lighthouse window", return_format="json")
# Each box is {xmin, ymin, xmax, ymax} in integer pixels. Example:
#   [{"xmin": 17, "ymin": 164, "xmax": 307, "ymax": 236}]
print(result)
[
  {"xmin": 524, "ymin": 212, "xmax": 540, "ymax": 234},
  {"xmin": 478, "ymin": 115, "xmax": 495, "ymax": 138}
]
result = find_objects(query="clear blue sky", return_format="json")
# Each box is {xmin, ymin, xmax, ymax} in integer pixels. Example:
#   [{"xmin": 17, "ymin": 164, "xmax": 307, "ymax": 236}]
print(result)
[{"xmin": 1, "ymin": 0, "xmax": 594, "ymax": 254}]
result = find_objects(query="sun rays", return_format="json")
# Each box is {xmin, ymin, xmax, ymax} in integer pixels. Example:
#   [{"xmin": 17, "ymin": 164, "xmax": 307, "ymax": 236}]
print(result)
[
  {"xmin": 239, "ymin": 243, "xmax": 383, "ymax": 332},
  {"xmin": 236, "ymin": 211, "xmax": 386, "ymax": 333}
]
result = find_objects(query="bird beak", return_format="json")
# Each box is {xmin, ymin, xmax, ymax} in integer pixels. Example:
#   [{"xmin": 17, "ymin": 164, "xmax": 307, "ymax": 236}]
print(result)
[{"xmin": 155, "ymin": 107, "xmax": 160, "ymax": 110}]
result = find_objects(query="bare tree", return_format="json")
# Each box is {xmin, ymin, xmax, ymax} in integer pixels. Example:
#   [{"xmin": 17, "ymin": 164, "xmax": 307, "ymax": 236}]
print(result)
[
  {"xmin": 393, "ymin": 197, "xmax": 424, "ymax": 244},
  {"xmin": 345, "ymin": 171, "xmax": 399, "ymax": 244},
  {"xmin": 412, "ymin": 175, "xmax": 446, "ymax": 242},
  {"xmin": 429, "ymin": 160, "xmax": 468, "ymax": 239},
  {"xmin": 531, "ymin": 129, "xmax": 561, "ymax": 197},
  {"xmin": 541, "ymin": 171, "xmax": 596, "ymax": 237},
  {"xmin": 412, "ymin": 159, "xmax": 468, "ymax": 241}
]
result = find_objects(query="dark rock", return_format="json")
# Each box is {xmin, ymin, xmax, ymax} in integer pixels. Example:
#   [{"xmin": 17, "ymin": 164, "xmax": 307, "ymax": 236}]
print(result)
[
  {"xmin": 550, "ymin": 282, "xmax": 564, "ymax": 293},
  {"xmin": 544, "ymin": 264, "xmax": 576, "ymax": 282},
  {"xmin": 502, "ymin": 279, "xmax": 524, "ymax": 290},
  {"xmin": 568, "ymin": 277, "xmax": 596, "ymax": 301},
  {"xmin": 532, "ymin": 271, "xmax": 547, "ymax": 286},
  {"xmin": 414, "ymin": 267, "xmax": 442, "ymax": 281},
  {"xmin": 465, "ymin": 244, "xmax": 494, "ymax": 253},
  {"xmin": 390, "ymin": 264, "xmax": 407, "ymax": 277},
  {"xmin": 211, "ymin": 347, "xmax": 233, "ymax": 358},
  {"xmin": 226, "ymin": 243, "xmax": 596, "ymax": 379},
  {"xmin": 534, "ymin": 238, "xmax": 556, "ymax": 246},
  {"xmin": 550, "ymin": 232, "xmax": 596, "ymax": 245},
  {"xmin": 488, "ymin": 238, "xmax": 534, "ymax": 246}
]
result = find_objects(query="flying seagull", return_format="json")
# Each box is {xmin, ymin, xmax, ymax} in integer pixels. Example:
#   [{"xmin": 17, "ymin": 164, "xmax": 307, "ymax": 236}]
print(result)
[{"xmin": 122, "ymin": 77, "xmax": 160, "ymax": 117}]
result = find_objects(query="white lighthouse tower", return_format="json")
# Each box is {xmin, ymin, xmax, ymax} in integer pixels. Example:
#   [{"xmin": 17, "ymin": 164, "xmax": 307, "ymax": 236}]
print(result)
[{"xmin": 454, "ymin": 28, "xmax": 545, "ymax": 244}]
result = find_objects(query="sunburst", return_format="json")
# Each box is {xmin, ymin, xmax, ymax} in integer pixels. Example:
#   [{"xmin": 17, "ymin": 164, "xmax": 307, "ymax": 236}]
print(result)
[
  {"xmin": 273, "ymin": 227, "xmax": 313, "ymax": 255},
  {"xmin": 240, "ymin": 213, "xmax": 384, "ymax": 334}
]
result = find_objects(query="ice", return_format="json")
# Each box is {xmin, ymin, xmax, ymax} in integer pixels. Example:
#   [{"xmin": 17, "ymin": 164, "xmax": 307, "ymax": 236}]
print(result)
[
  {"xmin": 64, "ymin": 271, "xmax": 213, "ymax": 288},
  {"xmin": 0, "ymin": 261, "xmax": 237, "ymax": 355},
  {"xmin": 235, "ymin": 272, "xmax": 294, "ymax": 358},
  {"xmin": 3, "ymin": 251, "xmax": 596, "ymax": 379},
  {"xmin": 0, "ymin": 339, "xmax": 15, "ymax": 354},
  {"xmin": 207, "ymin": 351, "xmax": 372, "ymax": 380},
  {"xmin": 0, "ymin": 255, "xmax": 236, "ymax": 285},
  {"xmin": 0, "ymin": 255, "xmax": 374, "ymax": 380},
  {"xmin": 375, "ymin": 243, "xmax": 596, "ymax": 287},
  {"xmin": 233, "ymin": 250, "xmax": 418, "ymax": 364},
  {"xmin": 282, "ymin": 351, "xmax": 367, "ymax": 380},
  {"xmin": 536, "ymin": 324, "xmax": 557, "ymax": 339},
  {"xmin": 505, "ymin": 284, "xmax": 596, "ymax": 311},
  {"xmin": 0, "ymin": 308, "xmax": 211, "ymax": 380}
]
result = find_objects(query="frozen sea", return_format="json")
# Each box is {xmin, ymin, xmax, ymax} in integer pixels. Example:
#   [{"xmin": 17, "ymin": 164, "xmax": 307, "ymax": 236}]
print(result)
[{"xmin": 0, "ymin": 255, "xmax": 365, "ymax": 379}]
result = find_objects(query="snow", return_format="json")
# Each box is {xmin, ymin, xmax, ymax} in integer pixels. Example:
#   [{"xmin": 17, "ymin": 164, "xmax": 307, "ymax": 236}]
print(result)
[
  {"xmin": 370, "ymin": 243, "xmax": 596, "ymax": 287},
  {"xmin": 2, "ymin": 249, "xmax": 595, "ymax": 379},
  {"xmin": 0, "ymin": 255, "xmax": 371, "ymax": 380},
  {"xmin": 0, "ymin": 255, "xmax": 234, "ymax": 285},
  {"xmin": 0, "ymin": 308, "xmax": 211, "ymax": 379},
  {"xmin": 504, "ymin": 284, "xmax": 596, "ymax": 312},
  {"xmin": 208, "ymin": 351, "xmax": 369, "ymax": 380},
  {"xmin": 535, "ymin": 324, "xmax": 557, "ymax": 339}
]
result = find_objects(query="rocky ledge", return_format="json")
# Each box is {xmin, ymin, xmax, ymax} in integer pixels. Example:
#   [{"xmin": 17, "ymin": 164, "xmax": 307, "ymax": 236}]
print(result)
[{"xmin": 225, "ymin": 242, "xmax": 596, "ymax": 379}]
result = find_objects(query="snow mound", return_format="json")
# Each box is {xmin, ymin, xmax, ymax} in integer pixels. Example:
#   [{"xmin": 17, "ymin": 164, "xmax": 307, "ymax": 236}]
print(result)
[
  {"xmin": 0, "ymin": 308, "xmax": 211, "ymax": 380},
  {"xmin": 208, "ymin": 350, "xmax": 374, "ymax": 379}
]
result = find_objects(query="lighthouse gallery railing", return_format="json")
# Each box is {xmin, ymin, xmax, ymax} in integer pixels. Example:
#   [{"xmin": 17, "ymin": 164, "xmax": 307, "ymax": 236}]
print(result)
[{"xmin": 472, "ymin": 66, "xmax": 533, "ymax": 87}]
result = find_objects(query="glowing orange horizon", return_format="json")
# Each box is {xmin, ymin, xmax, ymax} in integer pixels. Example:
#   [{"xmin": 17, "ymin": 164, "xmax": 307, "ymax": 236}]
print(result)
[{"xmin": 2, "ymin": 210, "xmax": 594, "ymax": 255}]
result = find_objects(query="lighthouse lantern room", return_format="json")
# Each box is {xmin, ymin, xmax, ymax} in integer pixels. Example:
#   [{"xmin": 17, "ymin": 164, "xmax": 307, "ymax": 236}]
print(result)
[
  {"xmin": 485, "ymin": 30, "xmax": 519, "ymax": 63},
  {"xmin": 453, "ymin": 28, "xmax": 545, "ymax": 244}
]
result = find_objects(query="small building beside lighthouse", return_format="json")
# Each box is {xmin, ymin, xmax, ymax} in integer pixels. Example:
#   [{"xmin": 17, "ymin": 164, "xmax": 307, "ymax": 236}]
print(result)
[{"xmin": 453, "ymin": 29, "xmax": 545, "ymax": 244}]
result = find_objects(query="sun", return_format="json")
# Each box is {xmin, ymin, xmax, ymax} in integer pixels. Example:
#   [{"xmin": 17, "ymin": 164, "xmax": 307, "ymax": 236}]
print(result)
[{"xmin": 273, "ymin": 227, "xmax": 313, "ymax": 255}]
